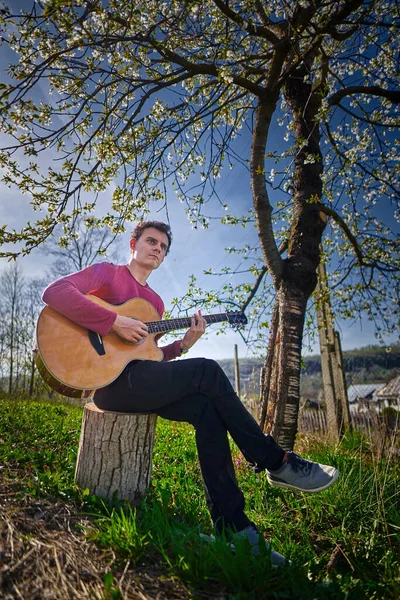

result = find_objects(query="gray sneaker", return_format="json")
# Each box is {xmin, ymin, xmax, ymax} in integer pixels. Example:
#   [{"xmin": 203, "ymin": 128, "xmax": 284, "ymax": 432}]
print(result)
[
  {"xmin": 234, "ymin": 525, "xmax": 288, "ymax": 566},
  {"xmin": 200, "ymin": 525, "xmax": 288, "ymax": 567},
  {"xmin": 266, "ymin": 452, "xmax": 339, "ymax": 493}
]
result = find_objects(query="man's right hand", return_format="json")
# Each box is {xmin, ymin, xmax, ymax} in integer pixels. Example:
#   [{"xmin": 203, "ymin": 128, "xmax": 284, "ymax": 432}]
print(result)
[{"xmin": 111, "ymin": 314, "xmax": 148, "ymax": 343}]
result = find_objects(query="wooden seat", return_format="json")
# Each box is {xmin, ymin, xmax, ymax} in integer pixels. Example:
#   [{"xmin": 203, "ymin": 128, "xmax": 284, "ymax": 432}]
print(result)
[{"xmin": 75, "ymin": 403, "xmax": 157, "ymax": 504}]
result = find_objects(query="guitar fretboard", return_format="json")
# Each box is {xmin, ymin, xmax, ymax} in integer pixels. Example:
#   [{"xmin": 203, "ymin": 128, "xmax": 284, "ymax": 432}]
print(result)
[{"xmin": 145, "ymin": 313, "xmax": 230, "ymax": 334}]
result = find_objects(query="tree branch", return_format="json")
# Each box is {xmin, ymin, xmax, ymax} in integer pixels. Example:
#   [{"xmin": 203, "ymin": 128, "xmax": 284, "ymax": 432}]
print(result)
[
  {"xmin": 212, "ymin": 0, "xmax": 280, "ymax": 44},
  {"xmin": 241, "ymin": 241, "xmax": 288, "ymax": 313},
  {"xmin": 152, "ymin": 42, "xmax": 266, "ymax": 97},
  {"xmin": 319, "ymin": 205, "xmax": 364, "ymax": 264},
  {"xmin": 346, "ymin": 19, "xmax": 400, "ymax": 28},
  {"xmin": 328, "ymin": 86, "xmax": 400, "ymax": 106}
]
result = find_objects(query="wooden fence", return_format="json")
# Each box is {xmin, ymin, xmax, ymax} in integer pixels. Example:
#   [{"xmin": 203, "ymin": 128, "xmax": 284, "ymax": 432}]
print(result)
[
  {"xmin": 298, "ymin": 408, "xmax": 384, "ymax": 434},
  {"xmin": 241, "ymin": 398, "xmax": 397, "ymax": 436}
]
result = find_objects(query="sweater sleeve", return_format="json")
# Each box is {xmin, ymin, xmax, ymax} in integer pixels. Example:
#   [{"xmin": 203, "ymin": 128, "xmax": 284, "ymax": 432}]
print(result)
[
  {"xmin": 161, "ymin": 339, "xmax": 183, "ymax": 362},
  {"xmin": 42, "ymin": 263, "xmax": 118, "ymax": 336}
]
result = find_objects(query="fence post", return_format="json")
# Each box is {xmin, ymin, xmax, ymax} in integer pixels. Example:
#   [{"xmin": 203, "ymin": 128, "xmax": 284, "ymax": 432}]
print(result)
[{"xmin": 234, "ymin": 344, "xmax": 241, "ymax": 398}]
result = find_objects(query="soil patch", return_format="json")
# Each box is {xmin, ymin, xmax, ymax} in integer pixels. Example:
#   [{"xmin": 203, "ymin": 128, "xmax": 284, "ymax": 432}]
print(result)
[{"xmin": 0, "ymin": 475, "xmax": 192, "ymax": 600}]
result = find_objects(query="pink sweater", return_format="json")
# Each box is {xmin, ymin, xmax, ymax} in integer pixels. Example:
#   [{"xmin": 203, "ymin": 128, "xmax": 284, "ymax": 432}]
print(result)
[{"xmin": 42, "ymin": 262, "xmax": 182, "ymax": 361}]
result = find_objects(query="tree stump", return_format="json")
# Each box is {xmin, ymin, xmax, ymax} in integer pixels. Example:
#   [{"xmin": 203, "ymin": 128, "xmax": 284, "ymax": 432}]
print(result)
[{"xmin": 75, "ymin": 403, "xmax": 157, "ymax": 504}]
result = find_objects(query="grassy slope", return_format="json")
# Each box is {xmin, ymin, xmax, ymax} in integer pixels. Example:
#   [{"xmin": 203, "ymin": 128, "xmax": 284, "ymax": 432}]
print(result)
[{"xmin": 1, "ymin": 397, "xmax": 399, "ymax": 599}]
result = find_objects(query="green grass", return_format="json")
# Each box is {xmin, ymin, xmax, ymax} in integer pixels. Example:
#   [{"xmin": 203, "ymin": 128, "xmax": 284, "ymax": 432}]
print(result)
[
  {"xmin": 0, "ymin": 397, "xmax": 82, "ymax": 497},
  {"xmin": 1, "ymin": 396, "xmax": 399, "ymax": 599}
]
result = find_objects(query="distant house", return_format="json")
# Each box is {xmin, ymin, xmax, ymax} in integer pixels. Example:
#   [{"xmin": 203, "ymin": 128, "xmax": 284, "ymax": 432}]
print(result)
[
  {"xmin": 347, "ymin": 383, "xmax": 386, "ymax": 413},
  {"xmin": 376, "ymin": 375, "xmax": 400, "ymax": 410}
]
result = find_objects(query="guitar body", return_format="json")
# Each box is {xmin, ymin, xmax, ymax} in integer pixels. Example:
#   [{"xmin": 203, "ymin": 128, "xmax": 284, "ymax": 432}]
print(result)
[{"xmin": 34, "ymin": 296, "xmax": 164, "ymax": 398}]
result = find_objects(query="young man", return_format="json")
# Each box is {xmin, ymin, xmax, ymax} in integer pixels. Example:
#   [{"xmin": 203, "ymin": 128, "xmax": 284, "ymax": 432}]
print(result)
[{"xmin": 42, "ymin": 220, "xmax": 338, "ymax": 566}]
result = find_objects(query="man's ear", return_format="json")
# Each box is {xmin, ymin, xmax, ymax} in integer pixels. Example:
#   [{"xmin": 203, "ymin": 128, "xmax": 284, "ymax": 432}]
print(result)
[{"xmin": 130, "ymin": 239, "xmax": 135, "ymax": 251}]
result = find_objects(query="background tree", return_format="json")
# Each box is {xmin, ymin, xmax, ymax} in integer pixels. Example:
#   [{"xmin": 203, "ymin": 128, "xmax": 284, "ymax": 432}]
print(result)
[
  {"xmin": 41, "ymin": 216, "xmax": 122, "ymax": 278},
  {"xmin": 0, "ymin": 263, "xmax": 49, "ymax": 396},
  {"xmin": 23, "ymin": 276, "xmax": 47, "ymax": 396},
  {"xmin": 0, "ymin": 262, "xmax": 25, "ymax": 393},
  {"xmin": 0, "ymin": 1, "xmax": 398, "ymax": 447},
  {"xmin": 0, "ymin": 222, "xmax": 121, "ymax": 396}
]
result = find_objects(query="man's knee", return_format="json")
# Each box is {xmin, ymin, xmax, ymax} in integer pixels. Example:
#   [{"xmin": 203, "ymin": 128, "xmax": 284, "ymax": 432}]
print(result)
[
  {"xmin": 183, "ymin": 357, "xmax": 232, "ymax": 396},
  {"xmin": 200, "ymin": 358, "xmax": 234, "ymax": 395},
  {"xmin": 186, "ymin": 357, "xmax": 224, "ymax": 381},
  {"xmin": 187, "ymin": 357, "xmax": 219, "ymax": 369},
  {"xmin": 203, "ymin": 358, "xmax": 220, "ymax": 371}
]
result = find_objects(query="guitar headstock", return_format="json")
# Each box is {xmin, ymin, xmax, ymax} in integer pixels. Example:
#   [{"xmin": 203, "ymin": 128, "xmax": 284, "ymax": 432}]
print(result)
[{"xmin": 227, "ymin": 312, "xmax": 248, "ymax": 328}]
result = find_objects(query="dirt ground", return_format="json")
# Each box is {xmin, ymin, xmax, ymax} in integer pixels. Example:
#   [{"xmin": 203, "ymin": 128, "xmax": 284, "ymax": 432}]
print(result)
[{"xmin": 0, "ymin": 475, "xmax": 195, "ymax": 600}]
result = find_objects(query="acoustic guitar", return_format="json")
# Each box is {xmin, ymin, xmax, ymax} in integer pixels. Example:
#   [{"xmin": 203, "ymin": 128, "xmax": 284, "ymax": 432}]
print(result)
[{"xmin": 34, "ymin": 295, "xmax": 247, "ymax": 398}]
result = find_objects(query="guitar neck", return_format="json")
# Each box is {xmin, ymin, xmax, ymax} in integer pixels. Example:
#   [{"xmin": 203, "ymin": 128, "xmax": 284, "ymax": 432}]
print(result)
[{"xmin": 146, "ymin": 313, "xmax": 229, "ymax": 335}]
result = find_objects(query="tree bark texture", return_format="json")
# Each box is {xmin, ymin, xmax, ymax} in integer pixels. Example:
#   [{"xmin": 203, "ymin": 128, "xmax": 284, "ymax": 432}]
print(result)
[
  {"xmin": 75, "ymin": 403, "xmax": 157, "ymax": 503},
  {"xmin": 255, "ymin": 66, "xmax": 327, "ymax": 449},
  {"xmin": 252, "ymin": 100, "xmax": 283, "ymax": 288},
  {"xmin": 334, "ymin": 331, "xmax": 351, "ymax": 429},
  {"xmin": 259, "ymin": 287, "xmax": 308, "ymax": 449},
  {"xmin": 29, "ymin": 356, "xmax": 35, "ymax": 397},
  {"xmin": 316, "ymin": 263, "xmax": 351, "ymax": 438}
]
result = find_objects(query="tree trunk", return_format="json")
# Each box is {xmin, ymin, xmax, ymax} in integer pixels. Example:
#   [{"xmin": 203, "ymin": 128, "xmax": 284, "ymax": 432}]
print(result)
[
  {"xmin": 75, "ymin": 403, "xmax": 157, "ymax": 503},
  {"xmin": 259, "ymin": 286, "xmax": 308, "ymax": 449},
  {"xmin": 316, "ymin": 262, "xmax": 351, "ymax": 438},
  {"xmin": 255, "ymin": 63, "xmax": 327, "ymax": 448},
  {"xmin": 8, "ymin": 313, "xmax": 14, "ymax": 394},
  {"xmin": 334, "ymin": 331, "xmax": 351, "ymax": 429},
  {"xmin": 29, "ymin": 355, "xmax": 35, "ymax": 397}
]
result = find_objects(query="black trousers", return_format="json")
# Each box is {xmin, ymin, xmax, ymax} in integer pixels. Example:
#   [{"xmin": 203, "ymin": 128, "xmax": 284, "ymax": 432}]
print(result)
[{"xmin": 94, "ymin": 358, "xmax": 285, "ymax": 533}]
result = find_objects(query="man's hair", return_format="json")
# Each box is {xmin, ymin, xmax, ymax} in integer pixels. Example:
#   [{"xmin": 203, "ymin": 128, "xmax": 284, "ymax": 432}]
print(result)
[{"xmin": 130, "ymin": 221, "xmax": 173, "ymax": 254}]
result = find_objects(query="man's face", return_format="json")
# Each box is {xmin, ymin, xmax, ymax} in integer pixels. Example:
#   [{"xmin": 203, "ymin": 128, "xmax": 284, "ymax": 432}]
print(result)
[{"xmin": 130, "ymin": 227, "xmax": 169, "ymax": 270}]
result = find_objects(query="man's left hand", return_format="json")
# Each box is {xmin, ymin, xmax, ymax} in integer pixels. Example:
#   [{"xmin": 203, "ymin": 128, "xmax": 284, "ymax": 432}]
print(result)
[{"xmin": 180, "ymin": 310, "xmax": 207, "ymax": 352}]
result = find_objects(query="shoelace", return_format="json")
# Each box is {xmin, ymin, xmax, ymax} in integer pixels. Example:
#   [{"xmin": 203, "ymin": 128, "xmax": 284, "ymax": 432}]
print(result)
[{"xmin": 287, "ymin": 453, "xmax": 312, "ymax": 475}]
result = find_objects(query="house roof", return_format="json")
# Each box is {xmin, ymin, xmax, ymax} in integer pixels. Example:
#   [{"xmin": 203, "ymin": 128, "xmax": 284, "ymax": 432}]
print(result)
[
  {"xmin": 376, "ymin": 375, "xmax": 400, "ymax": 399},
  {"xmin": 347, "ymin": 383, "xmax": 386, "ymax": 403}
]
